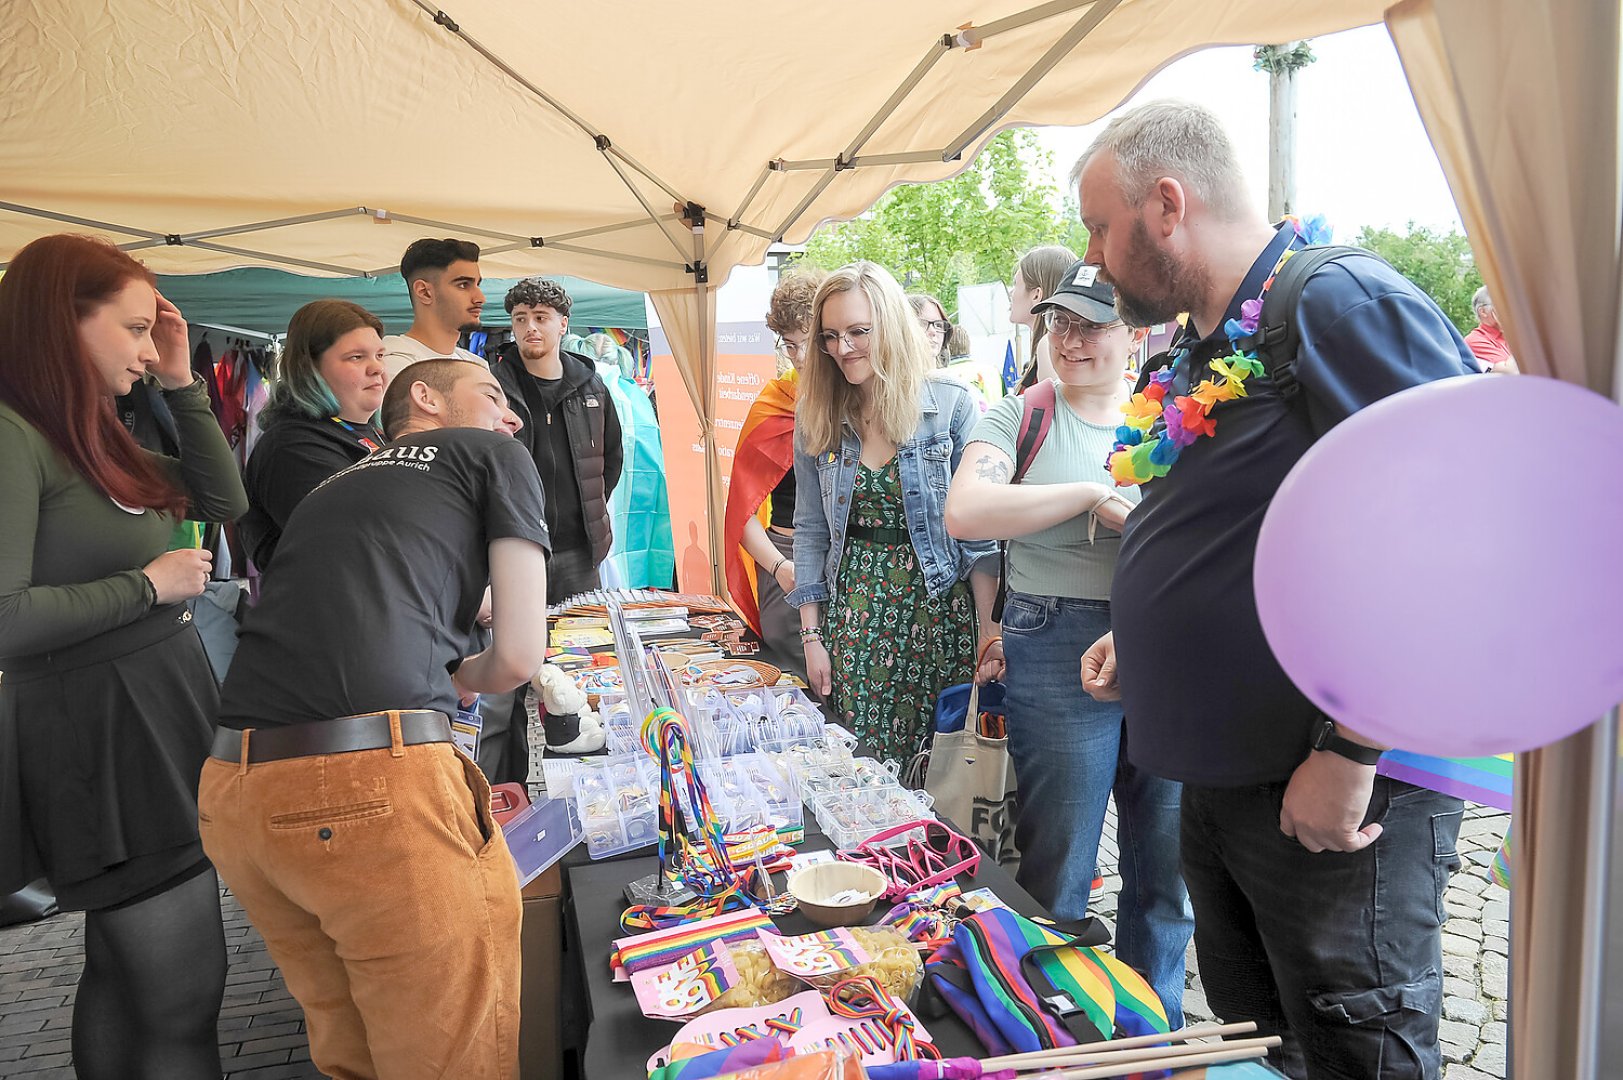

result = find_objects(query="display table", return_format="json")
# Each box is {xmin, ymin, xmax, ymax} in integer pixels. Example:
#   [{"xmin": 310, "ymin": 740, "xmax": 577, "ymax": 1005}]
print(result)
[{"xmin": 562, "ymin": 827, "xmax": 1047, "ymax": 1078}]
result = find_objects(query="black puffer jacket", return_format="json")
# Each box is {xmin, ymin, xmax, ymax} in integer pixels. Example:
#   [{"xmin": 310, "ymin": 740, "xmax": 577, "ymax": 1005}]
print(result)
[{"xmin": 491, "ymin": 345, "xmax": 623, "ymax": 565}]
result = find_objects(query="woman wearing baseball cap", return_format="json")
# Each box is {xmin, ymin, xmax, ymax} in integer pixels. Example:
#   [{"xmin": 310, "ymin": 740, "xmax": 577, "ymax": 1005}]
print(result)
[{"xmin": 946, "ymin": 260, "xmax": 1193, "ymax": 1024}]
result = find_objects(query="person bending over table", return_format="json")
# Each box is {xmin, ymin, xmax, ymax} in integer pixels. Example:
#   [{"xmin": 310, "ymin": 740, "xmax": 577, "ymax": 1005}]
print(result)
[
  {"xmin": 0, "ymin": 234, "xmax": 248, "ymax": 1079},
  {"xmin": 200, "ymin": 359, "xmax": 549, "ymax": 1080}
]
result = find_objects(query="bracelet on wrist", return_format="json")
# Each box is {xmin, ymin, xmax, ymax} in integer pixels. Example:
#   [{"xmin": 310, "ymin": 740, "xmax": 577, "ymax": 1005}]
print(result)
[
  {"xmin": 772, "ymin": 557, "xmax": 790, "ymax": 576},
  {"xmin": 798, "ymin": 626, "xmax": 822, "ymax": 640}
]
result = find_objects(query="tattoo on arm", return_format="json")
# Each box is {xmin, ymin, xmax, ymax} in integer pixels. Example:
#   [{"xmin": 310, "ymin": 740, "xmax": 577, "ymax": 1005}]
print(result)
[{"xmin": 973, "ymin": 454, "xmax": 1010, "ymax": 484}]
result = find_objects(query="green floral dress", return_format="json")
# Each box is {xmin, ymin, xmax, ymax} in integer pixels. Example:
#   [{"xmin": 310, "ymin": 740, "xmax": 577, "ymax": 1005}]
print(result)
[{"xmin": 827, "ymin": 458, "xmax": 976, "ymax": 762}]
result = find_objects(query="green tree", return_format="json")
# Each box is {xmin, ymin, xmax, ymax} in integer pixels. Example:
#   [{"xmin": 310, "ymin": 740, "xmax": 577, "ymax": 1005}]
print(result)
[
  {"xmin": 1354, "ymin": 222, "xmax": 1483, "ymax": 332},
  {"xmin": 795, "ymin": 129, "xmax": 1079, "ymax": 310}
]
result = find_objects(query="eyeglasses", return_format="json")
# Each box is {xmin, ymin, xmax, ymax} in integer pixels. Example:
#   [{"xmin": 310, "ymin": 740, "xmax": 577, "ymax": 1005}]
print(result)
[
  {"xmin": 1043, "ymin": 310, "xmax": 1122, "ymax": 341},
  {"xmin": 818, "ymin": 326, "xmax": 873, "ymax": 353},
  {"xmin": 775, "ymin": 336, "xmax": 808, "ymax": 360},
  {"xmin": 919, "ymin": 319, "xmax": 951, "ymax": 336}
]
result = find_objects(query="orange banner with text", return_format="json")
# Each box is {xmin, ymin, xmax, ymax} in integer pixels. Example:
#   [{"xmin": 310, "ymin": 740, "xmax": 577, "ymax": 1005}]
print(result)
[{"xmin": 651, "ymin": 349, "xmax": 779, "ymax": 594}]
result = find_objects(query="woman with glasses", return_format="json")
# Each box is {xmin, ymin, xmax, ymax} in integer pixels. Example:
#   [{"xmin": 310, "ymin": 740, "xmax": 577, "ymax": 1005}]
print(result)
[
  {"xmin": 945, "ymin": 263, "xmax": 1192, "ymax": 1024},
  {"xmin": 790, "ymin": 262, "xmax": 999, "ymax": 762},
  {"xmin": 908, "ymin": 293, "xmax": 953, "ymax": 367},
  {"xmin": 1008, "ymin": 244, "xmax": 1077, "ymax": 392},
  {"xmin": 724, "ymin": 266, "xmax": 826, "ymax": 664}
]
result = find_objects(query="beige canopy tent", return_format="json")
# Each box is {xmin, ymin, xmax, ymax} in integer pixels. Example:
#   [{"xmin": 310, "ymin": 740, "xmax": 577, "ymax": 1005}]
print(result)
[{"xmin": 2, "ymin": 0, "xmax": 1618, "ymax": 1072}]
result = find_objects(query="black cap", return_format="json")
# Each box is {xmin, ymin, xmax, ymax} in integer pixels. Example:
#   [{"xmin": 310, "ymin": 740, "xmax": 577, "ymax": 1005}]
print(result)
[{"xmin": 1030, "ymin": 259, "xmax": 1118, "ymax": 324}]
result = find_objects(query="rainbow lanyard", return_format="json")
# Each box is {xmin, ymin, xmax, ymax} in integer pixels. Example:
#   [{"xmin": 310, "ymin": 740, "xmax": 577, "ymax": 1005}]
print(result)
[{"xmin": 330, "ymin": 416, "xmax": 384, "ymax": 452}]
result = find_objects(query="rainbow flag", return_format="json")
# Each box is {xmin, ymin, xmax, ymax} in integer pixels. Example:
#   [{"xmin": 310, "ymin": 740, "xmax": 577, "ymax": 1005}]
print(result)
[
  {"xmin": 647, "ymin": 1038, "xmax": 786, "ymax": 1080},
  {"xmin": 721, "ymin": 372, "xmax": 798, "ymax": 635},
  {"xmin": 1377, "ymin": 752, "xmax": 1512, "ymax": 811}
]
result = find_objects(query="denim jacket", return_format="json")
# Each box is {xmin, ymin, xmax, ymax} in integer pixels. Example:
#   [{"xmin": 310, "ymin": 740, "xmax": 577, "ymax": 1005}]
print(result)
[{"xmin": 787, "ymin": 377, "xmax": 998, "ymax": 608}]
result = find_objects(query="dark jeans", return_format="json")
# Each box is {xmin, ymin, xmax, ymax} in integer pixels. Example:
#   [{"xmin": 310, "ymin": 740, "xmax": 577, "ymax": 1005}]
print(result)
[
  {"xmin": 547, "ymin": 546, "xmax": 603, "ymax": 606},
  {"xmin": 1181, "ymin": 778, "xmax": 1464, "ymax": 1079}
]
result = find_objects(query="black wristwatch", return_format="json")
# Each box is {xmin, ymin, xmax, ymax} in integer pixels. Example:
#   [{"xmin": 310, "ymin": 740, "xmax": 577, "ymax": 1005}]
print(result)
[{"xmin": 1310, "ymin": 717, "xmax": 1383, "ymax": 766}]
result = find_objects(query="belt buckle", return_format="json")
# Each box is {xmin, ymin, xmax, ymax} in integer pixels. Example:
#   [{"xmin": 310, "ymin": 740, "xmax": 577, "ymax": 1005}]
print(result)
[{"xmin": 179, "ymin": 609, "xmax": 193, "ymax": 625}]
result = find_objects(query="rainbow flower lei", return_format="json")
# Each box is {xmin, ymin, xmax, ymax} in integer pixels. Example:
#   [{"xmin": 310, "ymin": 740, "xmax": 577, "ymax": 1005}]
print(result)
[{"xmin": 1106, "ymin": 215, "xmax": 1333, "ymax": 486}]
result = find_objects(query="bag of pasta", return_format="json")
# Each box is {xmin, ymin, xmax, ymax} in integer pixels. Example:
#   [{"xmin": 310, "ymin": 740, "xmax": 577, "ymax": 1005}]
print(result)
[
  {"xmin": 633, "ymin": 938, "xmax": 800, "ymax": 1020},
  {"xmin": 758, "ymin": 926, "xmax": 922, "ymax": 1000}
]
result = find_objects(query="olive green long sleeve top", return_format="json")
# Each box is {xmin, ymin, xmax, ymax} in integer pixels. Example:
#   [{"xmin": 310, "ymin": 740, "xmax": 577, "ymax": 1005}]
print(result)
[{"xmin": 0, "ymin": 378, "xmax": 249, "ymax": 660}]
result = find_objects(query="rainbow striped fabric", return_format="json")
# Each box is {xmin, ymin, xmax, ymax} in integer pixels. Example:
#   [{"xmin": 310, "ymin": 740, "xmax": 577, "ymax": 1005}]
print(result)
[
  {"xmin": 611, "ymin": 908, "xmax": 777, "ymax": 975},
  {"xmin": 1377, "ymin": 752, "xmax": 1512, "ymax": 811},
  {"xmin": 646, "ymin": 1038, "xmax": 786, "ymax": 1080}
]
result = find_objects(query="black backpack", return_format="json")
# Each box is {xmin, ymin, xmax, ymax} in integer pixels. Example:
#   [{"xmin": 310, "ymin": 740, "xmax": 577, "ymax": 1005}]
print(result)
[{"xmin": 1134, "ymin": 244, "xmax": 1379, "ymax": 403}]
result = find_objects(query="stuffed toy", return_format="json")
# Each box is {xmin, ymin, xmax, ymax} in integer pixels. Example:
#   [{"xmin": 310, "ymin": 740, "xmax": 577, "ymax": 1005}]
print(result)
[{"xmin": 532, "ymin": 663, "xmax": 606, "ymax": 754}]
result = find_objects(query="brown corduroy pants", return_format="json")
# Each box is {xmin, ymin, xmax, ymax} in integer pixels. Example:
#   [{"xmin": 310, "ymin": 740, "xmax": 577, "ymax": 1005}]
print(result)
[{"xmin": 198, "ymin": 732, "xmax": 521, "ymax": 1080}]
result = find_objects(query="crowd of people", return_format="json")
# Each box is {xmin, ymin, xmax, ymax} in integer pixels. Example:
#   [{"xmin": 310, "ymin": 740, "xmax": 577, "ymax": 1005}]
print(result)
[{"xmin": 0, "ymin": 98, "xmax": 1501, "ymax": 1080}]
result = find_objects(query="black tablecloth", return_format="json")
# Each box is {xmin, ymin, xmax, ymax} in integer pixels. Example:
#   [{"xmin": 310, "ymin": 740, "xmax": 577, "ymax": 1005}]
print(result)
[{"xmin": 563, "ymin": 829, "xmax": 1047, "ymax": 1078}]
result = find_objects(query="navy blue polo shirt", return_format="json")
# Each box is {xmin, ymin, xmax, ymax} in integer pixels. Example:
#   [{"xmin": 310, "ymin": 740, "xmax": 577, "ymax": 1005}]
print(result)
[{"xmin": 1113, "ymin": 225, "xmax": 1480, "ymax": 785}]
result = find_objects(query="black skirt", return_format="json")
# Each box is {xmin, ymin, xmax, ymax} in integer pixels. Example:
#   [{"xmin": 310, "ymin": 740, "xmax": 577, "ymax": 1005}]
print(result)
[{"xmin": 1, "ymin": 605, "xmax": 217, "ymax": 911}]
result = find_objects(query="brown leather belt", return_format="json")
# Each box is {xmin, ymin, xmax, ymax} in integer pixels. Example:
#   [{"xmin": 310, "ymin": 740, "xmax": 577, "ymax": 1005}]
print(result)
[{"xmin": 210, "ymin": 710, "xmax": 453, "ymax": 765}]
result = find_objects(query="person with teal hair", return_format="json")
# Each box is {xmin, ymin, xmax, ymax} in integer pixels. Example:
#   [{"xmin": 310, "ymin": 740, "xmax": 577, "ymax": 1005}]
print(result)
[{"xmin": 240, "ymin": 300, "xmax": 389, "ymax": 574}]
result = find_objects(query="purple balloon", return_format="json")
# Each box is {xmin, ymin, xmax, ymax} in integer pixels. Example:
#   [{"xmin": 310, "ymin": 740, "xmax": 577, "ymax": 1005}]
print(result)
[{"xmin": 1254, "ymin": 374, "xmax": 1623, "ymax": 757}]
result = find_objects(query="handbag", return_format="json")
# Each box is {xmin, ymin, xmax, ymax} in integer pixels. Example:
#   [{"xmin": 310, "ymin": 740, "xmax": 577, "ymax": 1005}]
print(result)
[{"xmin": 908, "ymin": 643, "xmax": 1020, "ymax": 867}]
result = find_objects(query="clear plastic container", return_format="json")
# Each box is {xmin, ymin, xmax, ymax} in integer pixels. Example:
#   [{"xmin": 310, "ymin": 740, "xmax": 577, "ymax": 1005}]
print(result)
[
  {"xmin": 809, "ymin": 776, "xmax": 935, "ymax": 851},
  {"xmin": 571, "ymin": 754, "xmax": 661, "ymax": 859}
]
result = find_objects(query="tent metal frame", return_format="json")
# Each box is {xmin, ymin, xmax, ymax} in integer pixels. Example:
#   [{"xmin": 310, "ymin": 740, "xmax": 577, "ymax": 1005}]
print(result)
[{"xmin": 0, "ymin": 0, "xmax": 1118, "ymax": 593}]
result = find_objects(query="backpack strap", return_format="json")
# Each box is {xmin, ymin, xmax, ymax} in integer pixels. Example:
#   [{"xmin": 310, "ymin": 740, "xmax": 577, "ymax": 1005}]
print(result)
[
  {"xmin": 992, "ymin": 380, "xmax": 1059, "ymax": 622},
  {"xmin": 1020, "ymin": 941, "xmax": 1114, "ymax": 1046},
  {"xmin": 1131, "ymin": 348, "xmax": 1176, "ymax": 396},
  {"xmin": 1243, "ymin": 244, "xmax": 1379, "ymax": 401},
  {"xmin": 1011, "ymin": 378, "xmax": 1057, "ymax": 483}
]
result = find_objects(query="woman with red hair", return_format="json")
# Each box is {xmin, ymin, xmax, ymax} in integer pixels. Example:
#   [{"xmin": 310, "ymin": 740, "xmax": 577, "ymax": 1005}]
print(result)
[{"xmin": 0, "ymin": 234, "xmax": 247, "ymax": 1078}]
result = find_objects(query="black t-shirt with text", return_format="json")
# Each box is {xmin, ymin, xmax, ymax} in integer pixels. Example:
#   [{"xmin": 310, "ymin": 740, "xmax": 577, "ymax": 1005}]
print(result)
[{"xmin": 218, "ymin": 428, "xmax": 551, "ymax": 729}]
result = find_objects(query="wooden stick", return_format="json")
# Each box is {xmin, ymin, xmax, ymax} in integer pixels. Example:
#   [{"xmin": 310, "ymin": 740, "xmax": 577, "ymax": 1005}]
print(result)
[
  {"xmin": 1046, "ymin": 1043, "xmax": 1270, "ymax": 1079},
  {"xmin": 980, "ymin": 1020, "xmax": 1260, "ymax": 1069},
  {"xmin": 1005, "ymin": 1036, "xmax": 1280, "ymax": 1074}
]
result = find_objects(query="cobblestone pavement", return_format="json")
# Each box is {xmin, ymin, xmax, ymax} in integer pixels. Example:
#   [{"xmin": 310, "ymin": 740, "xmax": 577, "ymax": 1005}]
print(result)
[{"xmin": 0, "ymin": 802, "xmax": 1510, "ymax": 1078}]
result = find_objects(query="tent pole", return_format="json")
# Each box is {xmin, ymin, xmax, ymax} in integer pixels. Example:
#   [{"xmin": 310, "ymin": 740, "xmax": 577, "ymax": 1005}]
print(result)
[
  {"xmin": 687, "ymin": 212, "xmax": 724, "ymax": 596},
  {"xmin": 407, "ymin": 0, "xmax": 688, "ymax": 207},
  {"xmin": 600, "ymin": 154, "xmax": 701, "ymax": 261},
  {"xmin": 943, "ymin": 0, "xmax": 1123, "ymax": 161},
  {"xmin": 177, "ymin": 208, "xmax": 367, "ymax": 242}
]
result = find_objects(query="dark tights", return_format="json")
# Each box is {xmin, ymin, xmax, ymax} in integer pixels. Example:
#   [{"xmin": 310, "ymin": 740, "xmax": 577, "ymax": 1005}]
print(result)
[{"xmin": 73, "ymin": 867, "xmax": 226, "ymax": 1080}]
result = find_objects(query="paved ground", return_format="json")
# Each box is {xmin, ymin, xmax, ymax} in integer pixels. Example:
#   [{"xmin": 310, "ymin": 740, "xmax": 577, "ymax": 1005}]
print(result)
[{"xmin": 0, "ymin": 802, "xmax": 1510, "ymax": 1079}]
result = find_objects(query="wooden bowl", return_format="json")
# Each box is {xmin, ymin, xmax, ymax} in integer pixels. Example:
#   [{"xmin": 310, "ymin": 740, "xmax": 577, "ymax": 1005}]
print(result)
[{"xmin": 786, "ymin": 863, "xmax": 888, "ymax": 927}]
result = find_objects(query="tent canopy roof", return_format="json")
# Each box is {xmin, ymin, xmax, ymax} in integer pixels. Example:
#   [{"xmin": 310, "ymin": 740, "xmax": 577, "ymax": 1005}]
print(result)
[{"xmin": 1, "ymin": 0, "xmax": 1386, "ymax": 291}]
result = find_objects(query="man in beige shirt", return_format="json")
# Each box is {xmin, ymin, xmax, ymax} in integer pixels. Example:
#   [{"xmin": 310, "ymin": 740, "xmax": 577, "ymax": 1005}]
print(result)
[{"xmin": 380, "ymin": 237, "xmax": 489, "ymax": 382}]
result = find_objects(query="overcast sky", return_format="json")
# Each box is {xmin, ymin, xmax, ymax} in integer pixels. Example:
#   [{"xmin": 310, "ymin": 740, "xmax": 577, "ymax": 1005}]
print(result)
[{"xmin": 1033, "ymin": 24, "xmax": 1464, "ymax": 238}]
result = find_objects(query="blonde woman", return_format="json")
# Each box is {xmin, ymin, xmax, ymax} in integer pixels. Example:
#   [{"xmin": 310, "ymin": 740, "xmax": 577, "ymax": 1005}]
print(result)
[
  {"xmin": 1008, "ymin": 245, "xmax": 1077, "ymax": 390},
  {"xmin": 789, "ymin": 262, "xmax": 998, "ymax": 761}
]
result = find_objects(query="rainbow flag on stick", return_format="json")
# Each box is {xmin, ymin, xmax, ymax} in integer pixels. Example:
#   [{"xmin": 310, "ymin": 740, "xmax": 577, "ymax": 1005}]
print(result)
[{"xmin": 1377, "ymin": 751, "xmax": 1512, "ymax": 811}]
